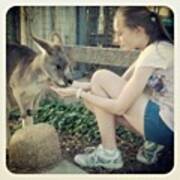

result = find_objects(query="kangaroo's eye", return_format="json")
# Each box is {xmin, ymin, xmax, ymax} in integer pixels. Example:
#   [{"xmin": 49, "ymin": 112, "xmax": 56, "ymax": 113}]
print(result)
[{"xmin": 56, "ymin": 65, "xmax": 62, "ymax": 70}]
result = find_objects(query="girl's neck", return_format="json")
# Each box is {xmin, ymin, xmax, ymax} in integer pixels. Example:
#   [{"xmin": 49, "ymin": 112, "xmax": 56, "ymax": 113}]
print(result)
[{"xmin": 139, "ymin": 35, "xmax": 150, "ymax": 50}]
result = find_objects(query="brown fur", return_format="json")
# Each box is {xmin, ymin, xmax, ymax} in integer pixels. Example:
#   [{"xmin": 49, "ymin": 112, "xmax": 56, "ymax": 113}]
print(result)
[
  {"xmin": 7, "ymin": 43, "xmax": 37, "ymax": 80},
  {"xmin": 7, "ymin": 34, "xmax": 72, "ymax": 127}
]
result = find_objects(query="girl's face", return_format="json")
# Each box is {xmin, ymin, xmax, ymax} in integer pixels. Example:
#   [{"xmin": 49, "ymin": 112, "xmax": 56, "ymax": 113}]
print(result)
[{"xmin": 113, "ymin": 14, "xmax": 149, "ymax": 50}]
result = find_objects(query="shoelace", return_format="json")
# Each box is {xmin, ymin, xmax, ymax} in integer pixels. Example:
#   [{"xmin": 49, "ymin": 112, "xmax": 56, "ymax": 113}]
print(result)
[{"xmin": 84, "ymin": 146, "xmax": 96, "ymax": 154}]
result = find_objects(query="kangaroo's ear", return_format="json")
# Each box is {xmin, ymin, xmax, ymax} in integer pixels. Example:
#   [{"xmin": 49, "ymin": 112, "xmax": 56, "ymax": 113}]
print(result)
[
  {"xmin": 49, "ymin": 32, "xmax": 63, "ymax": 46},
  {"xmin": 32, "ymin": 35, "xmax": 53, "ymax": 55}
]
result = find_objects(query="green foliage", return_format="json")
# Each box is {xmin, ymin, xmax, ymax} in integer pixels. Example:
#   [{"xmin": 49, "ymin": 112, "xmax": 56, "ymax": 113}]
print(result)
[{"xmin": 33, "ymin": 99, "xmax": 101, "ymax": 143}]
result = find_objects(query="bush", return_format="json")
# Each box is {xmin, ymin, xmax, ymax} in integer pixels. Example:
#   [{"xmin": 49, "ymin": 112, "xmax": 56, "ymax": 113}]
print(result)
[{"xmin": 33, "ymin": 99, "xmax": 101, "ymax": 143}]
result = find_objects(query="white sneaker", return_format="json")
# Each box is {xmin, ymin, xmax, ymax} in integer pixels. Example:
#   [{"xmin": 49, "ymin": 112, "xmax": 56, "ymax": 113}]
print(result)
[
  {"xmin": 136, "ymin": 140, "xmax": 164, "ymax": 165},
  {"xmin": 74, "ymin": 144, "xmax": 124, "ymax": 169}
]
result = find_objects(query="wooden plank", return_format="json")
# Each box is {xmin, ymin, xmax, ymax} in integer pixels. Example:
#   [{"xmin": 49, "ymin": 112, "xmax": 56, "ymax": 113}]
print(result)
[{"xmin": 64, "ymin": 45, "xmax": 140, "ymax": 67}]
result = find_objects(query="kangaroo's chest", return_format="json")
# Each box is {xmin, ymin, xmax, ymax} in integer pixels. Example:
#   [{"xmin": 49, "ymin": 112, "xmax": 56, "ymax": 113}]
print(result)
[{"xmin": 10, "ymin": 65, "xmax": 49, "ymax": 96}]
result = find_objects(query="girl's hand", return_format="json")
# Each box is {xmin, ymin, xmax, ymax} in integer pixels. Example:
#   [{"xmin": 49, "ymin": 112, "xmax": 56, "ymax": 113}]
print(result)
[
  {"xmin": 71, "ymin": 81, "xmax": 91, "ymax": 91},
  {"xmin": 49, "ymin": 85, "xmax": 77, "ymax": 97}
]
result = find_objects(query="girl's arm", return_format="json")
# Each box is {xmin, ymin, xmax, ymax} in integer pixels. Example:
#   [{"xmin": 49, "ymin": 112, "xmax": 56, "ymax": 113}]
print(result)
[
  {"xmin": 80, "ymin": 67, "xmax": 154, "ymax": 115},
  {"xmin": 122, "ymin": 61, "xmax": 136, "ymax": 81}
]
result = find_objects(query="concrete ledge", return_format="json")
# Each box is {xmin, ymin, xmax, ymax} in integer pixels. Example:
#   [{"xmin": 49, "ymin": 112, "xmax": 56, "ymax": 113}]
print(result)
[{"xmin": 42, "ymin": 160, "xmax": 87, "ymax": 174}]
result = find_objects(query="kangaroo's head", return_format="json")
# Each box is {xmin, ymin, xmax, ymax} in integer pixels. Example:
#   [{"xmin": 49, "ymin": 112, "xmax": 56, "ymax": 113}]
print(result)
[{"xmin": 32, "ymin": 33, "xmax": 73, "ymax": 87}]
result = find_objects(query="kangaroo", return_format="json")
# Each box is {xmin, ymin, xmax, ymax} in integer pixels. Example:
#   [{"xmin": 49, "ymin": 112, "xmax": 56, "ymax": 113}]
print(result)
[{"xmin": 7, "ymin": 33, "xmax": 73, "ymax": 127}]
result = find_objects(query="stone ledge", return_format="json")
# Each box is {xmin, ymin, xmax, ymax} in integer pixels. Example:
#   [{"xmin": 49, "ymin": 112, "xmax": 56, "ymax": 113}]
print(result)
[{"xmin": 42, "ymin": 160, "xmax": 87, "ymax": 174}]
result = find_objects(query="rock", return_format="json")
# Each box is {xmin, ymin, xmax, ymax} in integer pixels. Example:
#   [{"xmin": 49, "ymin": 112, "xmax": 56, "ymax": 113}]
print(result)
[{"xmin": 9, "ymin": 123, "xmax": 61, "ymax": 170}]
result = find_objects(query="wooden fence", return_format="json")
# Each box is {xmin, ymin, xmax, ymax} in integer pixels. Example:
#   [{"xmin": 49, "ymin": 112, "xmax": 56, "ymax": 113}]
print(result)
[{"xmin": 64, "ymin": 45, "xmax": 139, "ymax": 67}]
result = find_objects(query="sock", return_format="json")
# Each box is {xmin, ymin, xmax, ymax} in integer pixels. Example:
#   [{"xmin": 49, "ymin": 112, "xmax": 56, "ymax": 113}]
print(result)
[{"xmin": 98, "ymin": 144, "xmax": 120, "ymax": 159}]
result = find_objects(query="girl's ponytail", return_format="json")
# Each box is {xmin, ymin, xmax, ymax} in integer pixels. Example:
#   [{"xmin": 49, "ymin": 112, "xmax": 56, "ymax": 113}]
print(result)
[{"xmin": 150, "ymin": 11, "xmax": 173, "ymax": 44}]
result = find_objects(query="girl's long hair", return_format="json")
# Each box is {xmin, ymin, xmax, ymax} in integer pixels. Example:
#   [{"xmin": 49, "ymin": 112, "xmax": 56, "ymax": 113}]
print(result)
[{"xmin": 115, "ymin": 7, "xmax": 173, "ymax": 44}]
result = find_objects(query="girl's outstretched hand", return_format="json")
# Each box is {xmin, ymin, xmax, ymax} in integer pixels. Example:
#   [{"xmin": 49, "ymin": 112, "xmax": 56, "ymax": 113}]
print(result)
[
  {"xmin": 71, "ymin": 81, "xmax": 91, "ymax": 91},
  {"xmin": 49, "ymin": 85, "xmax": 77, "ymax": 97}
]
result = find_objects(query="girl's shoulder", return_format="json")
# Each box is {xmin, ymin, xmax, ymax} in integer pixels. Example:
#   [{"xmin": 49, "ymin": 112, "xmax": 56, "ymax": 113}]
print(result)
[
  {"xmin": 145, "ymin": 40, "xmax": 173, "ymax": 55},
  {"xmin": 136, "ymin": 40, "xmax": 173, "ymax": 69}
]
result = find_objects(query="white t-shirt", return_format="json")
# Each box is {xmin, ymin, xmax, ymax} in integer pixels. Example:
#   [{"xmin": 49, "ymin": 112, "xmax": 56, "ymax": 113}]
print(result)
[{"xmin": 135, "ymin": 41, "xmax": 174, "ymax": 131}]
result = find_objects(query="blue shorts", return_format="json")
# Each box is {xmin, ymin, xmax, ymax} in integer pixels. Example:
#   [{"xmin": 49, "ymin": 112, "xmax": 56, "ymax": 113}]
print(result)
[{"xmin": 144, "ymin": 100, "xmax": 174, "ymax": 146}]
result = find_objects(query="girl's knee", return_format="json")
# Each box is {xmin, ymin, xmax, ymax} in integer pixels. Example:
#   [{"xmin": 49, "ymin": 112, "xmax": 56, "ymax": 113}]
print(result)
[
  {"xmin": 90, "ymin": 70, "xmax": 107, "ymax": 95},
  {"xmin": 91, "ymin": 69, "xmax": 125, "ymax": 87},
  {"xmin": 83, "ymin": 100, "xmax": 95, "ymax": 113},
  {"xmin": 91, "ymin": 69, "xmax": 109, "ymax": 85},
  {"xmin": 91, "ymin": 69, "xmax": 125, "ymax": 97}
]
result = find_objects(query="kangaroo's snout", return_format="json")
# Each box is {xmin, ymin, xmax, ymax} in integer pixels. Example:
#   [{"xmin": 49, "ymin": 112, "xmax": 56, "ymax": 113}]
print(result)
[{"xmin": 63, "ymin": 66, "xmax": 74, "ymax": 87}]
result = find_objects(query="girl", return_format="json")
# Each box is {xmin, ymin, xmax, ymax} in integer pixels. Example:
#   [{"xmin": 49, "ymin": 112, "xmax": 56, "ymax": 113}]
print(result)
[{"xmin": 50, "ymin": 7, "xmax": 174, "ymax": 169}]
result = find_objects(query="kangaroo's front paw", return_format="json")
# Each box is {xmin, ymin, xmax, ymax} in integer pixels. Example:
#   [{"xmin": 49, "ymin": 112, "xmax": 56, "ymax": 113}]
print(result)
[{"xmin": 20, "ymin": 117, "xmax": 33, "ymax": 128}]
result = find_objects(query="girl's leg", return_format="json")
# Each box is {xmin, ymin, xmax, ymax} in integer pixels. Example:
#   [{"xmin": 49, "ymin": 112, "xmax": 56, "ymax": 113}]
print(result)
[
  {"xmin": 75, "ymin": 71, "xmax": 126, "ymax": 168},
  {"xmin": 84, "ymin": 100, "xmax": 140, "ymax": 135},
  {"xmin": 86, "ymin": 70, "xmax": 149, "ymax": 145},
  {"xmin": 83, "ymin": 70, "xmax": 125, "ymax": 150}
]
